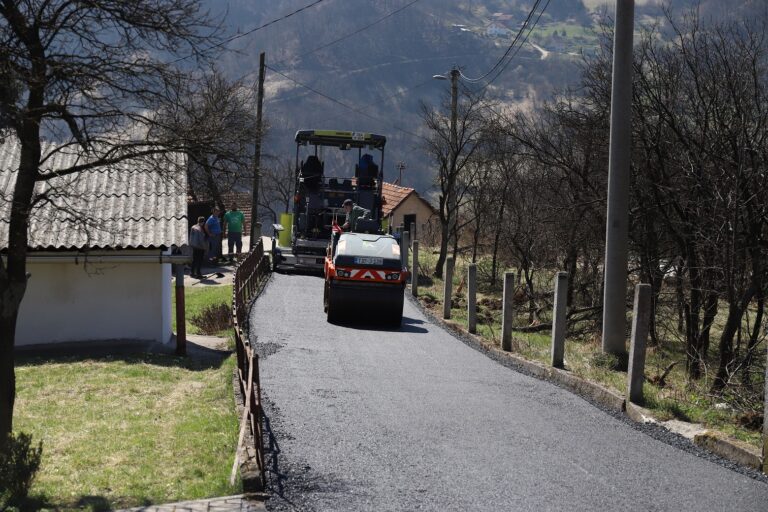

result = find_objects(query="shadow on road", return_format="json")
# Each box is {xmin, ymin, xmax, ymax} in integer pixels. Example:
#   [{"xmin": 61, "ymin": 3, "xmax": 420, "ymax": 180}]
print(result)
[{"xmin": 331, "ymin": 315, "xmax": 428, "ymax": 334}]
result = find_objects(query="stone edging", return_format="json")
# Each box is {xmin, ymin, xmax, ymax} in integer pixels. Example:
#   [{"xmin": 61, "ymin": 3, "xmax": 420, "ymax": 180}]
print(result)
[{"xmin": 410, "ymin": 293, "xmax": 765, "ymax": 474}]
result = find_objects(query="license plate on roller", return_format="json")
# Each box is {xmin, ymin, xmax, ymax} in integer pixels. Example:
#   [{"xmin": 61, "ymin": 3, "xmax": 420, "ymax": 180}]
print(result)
[{"xmin": 354, "ymin": 256, "xmax": 383, "ymax": 265}]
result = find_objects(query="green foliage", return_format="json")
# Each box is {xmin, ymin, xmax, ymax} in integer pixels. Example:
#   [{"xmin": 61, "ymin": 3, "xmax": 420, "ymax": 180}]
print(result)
[
  {"xmin": 190, "ymin": 303, "xmax": 231, "ymax": 335},
  {"xmin": 0, "ymin": 432, "xmax": 43, "ymax": 507},
  {"xmin": 590, "ymin": 352, "xmax": 620, "ymax": 371}
]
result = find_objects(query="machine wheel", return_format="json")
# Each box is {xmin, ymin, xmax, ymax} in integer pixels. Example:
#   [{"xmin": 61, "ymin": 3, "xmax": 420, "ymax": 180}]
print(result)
[
  {"xmin": 323, "ymin": 281, "xmax": 329, "ymax": 313},
  {"xmin": 388, "ymin": 292, "xmax": 404, "ymax": 327},
  {"xmin": 326, "ymin": 281, "xmax": 342, "ymax": 323}
]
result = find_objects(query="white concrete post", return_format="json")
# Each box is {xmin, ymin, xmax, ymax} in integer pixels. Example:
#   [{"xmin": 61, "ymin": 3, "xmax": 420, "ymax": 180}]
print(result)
[
  {"xmin": 401, "ymin": 231, "xmax": 410, "ymax": 270},
  {"xmin": 501, "ymin": 272, "xmax": 515, "ymax": 351},
  {"xmin": 468, "ymin": 263, "xmax": 477, "ymax": 334},
  {"xmin": 551, "ymin": 272, "xmax": 569, "ymax": 368},
  {"xmin": 411, "ymin": 240, "xmax": 419, "ymax": 297},
  {"xmin": 764, "ymin": 354, "xmax": 768, "ymax": 473},
  {"xmin": 628, "ymin": 283, "xmax": 651, "ymax": 404},
  {"xmin": 443, "ymin": 257, "xmax": 454, "ymax": 319}
]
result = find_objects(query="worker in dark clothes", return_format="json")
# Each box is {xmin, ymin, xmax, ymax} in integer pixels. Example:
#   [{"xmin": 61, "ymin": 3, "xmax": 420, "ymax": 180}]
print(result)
[{"xmin": 342, "ymin": 198, "xmax": 370, "ymax": 231}]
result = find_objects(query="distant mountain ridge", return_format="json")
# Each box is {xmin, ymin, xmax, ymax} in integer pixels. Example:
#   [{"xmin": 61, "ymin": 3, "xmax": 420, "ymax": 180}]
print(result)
[{"xmin": 204, "ymin": 0, "xmax": 762, "ymax": 196}]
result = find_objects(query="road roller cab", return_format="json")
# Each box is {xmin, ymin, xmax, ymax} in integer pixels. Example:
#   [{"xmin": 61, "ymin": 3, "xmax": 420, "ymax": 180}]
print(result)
[{"xmin": 324, "ymin": 232, "xmax": 409, "ymax": 325}]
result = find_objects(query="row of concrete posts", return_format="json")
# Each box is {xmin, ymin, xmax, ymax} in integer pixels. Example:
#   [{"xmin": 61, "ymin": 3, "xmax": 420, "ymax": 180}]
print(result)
[{"xmin": 409, "ymin": 248, "xmax": 654, "ymax": 405}]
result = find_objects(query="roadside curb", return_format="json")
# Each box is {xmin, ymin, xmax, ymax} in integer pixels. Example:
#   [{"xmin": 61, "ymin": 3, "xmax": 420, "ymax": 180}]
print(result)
[{"xmin": 410, "ymin": 293, "xmax": 765, "ymax": 474}]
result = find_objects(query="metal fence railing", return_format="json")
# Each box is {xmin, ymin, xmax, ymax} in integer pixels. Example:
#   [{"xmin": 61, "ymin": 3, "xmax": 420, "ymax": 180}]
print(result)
[{"xmin": 231, "ymin": 239, "xmax": 271, "ymax": 488}]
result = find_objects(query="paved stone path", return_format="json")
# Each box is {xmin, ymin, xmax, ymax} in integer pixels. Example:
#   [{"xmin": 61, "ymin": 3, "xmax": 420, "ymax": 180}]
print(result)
[{"xmin": 117, "ymin": 495, "xmax": 266, "ymax": 512}]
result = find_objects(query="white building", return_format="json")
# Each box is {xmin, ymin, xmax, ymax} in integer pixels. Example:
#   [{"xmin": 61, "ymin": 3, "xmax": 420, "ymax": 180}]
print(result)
[{"xmin": 0, "ymin": 139, "xmax": 187, "ymax": 346}]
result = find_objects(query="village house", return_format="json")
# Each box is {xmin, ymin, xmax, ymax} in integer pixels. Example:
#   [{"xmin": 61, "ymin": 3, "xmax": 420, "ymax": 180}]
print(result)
[
  {"xmin": 381, "ymin": 182, "xmax": 438, "ymax": 244},
  {"xmin": 0, "ymin": 139, "xmax": 187, "ymax": 346}
]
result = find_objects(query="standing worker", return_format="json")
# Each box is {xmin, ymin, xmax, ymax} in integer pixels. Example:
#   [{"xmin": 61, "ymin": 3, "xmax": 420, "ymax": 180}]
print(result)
[
  {"xmin": 341, "ymin": 198, "xmax": 370, "ymax": 232},
  {"xmin": 205, "ymin": 206, "xmax": 223, "ymax": 264},
  {"xmin": 188, "ymin": 216, "xmax": 207, "ymax": 279},
  {"xmin": 223, "ymin": 203, "xmax": 246, "ymax": 263}
]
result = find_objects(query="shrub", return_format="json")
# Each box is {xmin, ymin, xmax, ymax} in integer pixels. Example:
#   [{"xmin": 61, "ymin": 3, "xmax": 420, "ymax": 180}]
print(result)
[
  {"xmin": 0, "ymin": 432, "xmax": 43, "ymax": 507},
  {"xmin": 190, "ymin": 303, "xmax": 231, "ymax": 334}
]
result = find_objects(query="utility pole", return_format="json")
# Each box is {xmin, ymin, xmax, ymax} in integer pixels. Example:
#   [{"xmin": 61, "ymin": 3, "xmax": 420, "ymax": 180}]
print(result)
[
  {"xmin": 396, "ymin": 161, "xmax": 406, "ymax": 185},
  {"xmin": 448, "ymin": 67, "xmax": 459, "ymax": 255},
  {"xmin": 250, "ymin": 51, "xmax": 266, "ymax": 250},
  {"xmin": 601, "ymin": 1, "xmax": 635, "ymax": 359}
]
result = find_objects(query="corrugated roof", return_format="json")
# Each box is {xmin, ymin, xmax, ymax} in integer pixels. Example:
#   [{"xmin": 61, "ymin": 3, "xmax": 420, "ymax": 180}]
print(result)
[
  {"xmin": 0, "ymin": 138, "xmax": 187, "ymax": 251},
  {"xmin": 382, "ymin": 182, "xmax": 415, "ymax": 216}
]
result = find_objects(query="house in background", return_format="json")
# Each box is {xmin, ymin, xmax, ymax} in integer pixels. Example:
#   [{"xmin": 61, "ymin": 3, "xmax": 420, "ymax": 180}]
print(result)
[
  {"xmin": 0, "ymin": 139, "xmax": 187, "ymax": 346},
  {"xmin": 381, "ymin": 182, "xmax": 438, "ymax": 244}
]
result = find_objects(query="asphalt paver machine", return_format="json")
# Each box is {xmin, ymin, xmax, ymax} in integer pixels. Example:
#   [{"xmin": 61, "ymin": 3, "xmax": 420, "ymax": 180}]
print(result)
[{"xmin": 272, "ymin": 130, "xmax": 387, "ymax": 271}]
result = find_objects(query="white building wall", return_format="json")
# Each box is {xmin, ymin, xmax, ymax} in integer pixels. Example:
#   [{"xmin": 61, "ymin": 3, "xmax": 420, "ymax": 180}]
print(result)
[{"xmin": 17, "ymin": 258, "xmax": 170, "ymax": 346}]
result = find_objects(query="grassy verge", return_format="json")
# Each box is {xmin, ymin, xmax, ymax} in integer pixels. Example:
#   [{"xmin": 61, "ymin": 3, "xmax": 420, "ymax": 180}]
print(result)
[
  {"xmin": 14, "ymin": 284, "xmax": 240, "ymax": 510},
  {"xmin": 415, "ymin": 251, "xmax": 764, "ymax": 450},
  {"xmin": 172, "ymin": 285, "xmax": 233, "ymax": 336}
]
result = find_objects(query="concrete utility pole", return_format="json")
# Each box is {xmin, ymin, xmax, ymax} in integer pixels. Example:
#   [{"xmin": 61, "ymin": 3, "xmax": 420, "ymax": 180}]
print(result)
[
  {"xmin": 601, "ymin": 0, "xmax": 635, "ymax": 358},
  {"xmin": 250, "ymin": 51, "xmax": 266, "ymax": 250}
]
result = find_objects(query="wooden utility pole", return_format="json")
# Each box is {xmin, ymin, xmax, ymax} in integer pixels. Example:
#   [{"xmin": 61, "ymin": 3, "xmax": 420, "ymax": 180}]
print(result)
[{"xmin": 250, "ymin": 52, "xmax": 266, "ymax": 250}]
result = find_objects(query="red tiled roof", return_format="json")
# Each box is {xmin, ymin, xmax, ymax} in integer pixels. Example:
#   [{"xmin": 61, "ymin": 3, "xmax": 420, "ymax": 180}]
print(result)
[{"xmin": 381, "ymin": 182, "xmax": 415, "ymax": 216}]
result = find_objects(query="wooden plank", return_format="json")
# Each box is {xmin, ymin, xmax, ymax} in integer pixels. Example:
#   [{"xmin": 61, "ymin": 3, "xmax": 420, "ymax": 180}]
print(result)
[{"xmin": 230, "ymin": 352, "xmax": 255, "ymax": 486}]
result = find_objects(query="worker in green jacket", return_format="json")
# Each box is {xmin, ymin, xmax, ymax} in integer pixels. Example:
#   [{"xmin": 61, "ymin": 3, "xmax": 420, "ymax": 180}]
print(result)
[{"xmin": 342, "ymin": 199, "xmax": 370, "ymax": 231}]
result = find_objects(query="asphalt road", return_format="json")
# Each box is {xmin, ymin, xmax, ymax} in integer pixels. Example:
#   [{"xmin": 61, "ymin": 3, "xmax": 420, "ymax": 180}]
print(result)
[{"xmin": 251, "ymin": 273, "xmax": 768, "ymax": 512}]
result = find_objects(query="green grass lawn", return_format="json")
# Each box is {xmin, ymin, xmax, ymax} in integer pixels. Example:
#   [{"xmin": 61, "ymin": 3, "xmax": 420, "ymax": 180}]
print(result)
[
  {"xmin": 172, "ymin": 285, "xmax": 233, "ymax": 336},
  {"xmin": 14, "ymin": 284, "xmax": 240, "ymax": 510}
]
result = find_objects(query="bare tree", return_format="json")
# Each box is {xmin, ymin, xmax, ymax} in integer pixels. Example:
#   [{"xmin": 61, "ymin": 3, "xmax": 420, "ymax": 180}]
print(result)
[
  {"xmin": 155, "ymin": 68, "xmax": 259, "ymax": 210},
  {"xmin": 259, "ymin": 157, "xmax": 295, "ymax": 225},
  {"xmin": 421, "ymin": 88, "xmax": 485, "ymax": 278},
  {"xmin": 0, "ymin": 0, "xmax": 220, "ymax": 448}
]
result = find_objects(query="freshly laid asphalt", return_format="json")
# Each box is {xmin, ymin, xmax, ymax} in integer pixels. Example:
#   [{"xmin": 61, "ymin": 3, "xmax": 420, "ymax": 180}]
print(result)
[{"xmin": 250, "ymin": 273, "xmax": 768, "ymax": 512}]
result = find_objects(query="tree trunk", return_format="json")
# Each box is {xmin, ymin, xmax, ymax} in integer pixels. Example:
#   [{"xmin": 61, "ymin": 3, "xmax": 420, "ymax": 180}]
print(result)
[
  {"xmin": 434, "ymin": 217, "xmax": 449, "ymax": 279},
  {"xmin": 741, "ymin": 292, "xmax": 763, "ymax": 388},
  {"xmin": 0, "ymin": 126, "xmax": 40, "ymax": 446},
  {"xmin": 712, "ymin": 285, "xmax": 756, "ymax": 393}
]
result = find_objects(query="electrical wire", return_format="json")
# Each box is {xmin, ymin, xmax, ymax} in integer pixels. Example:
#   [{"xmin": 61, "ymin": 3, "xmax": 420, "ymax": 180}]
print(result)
[
  {"xmin": 271, "ymin": 0, "xmax": 423, "ymax": 68},
  {"xmin": 481, "ymin": 0, "xmax": 551, "ymax": 90},
  {"xmin": 265, "ymin": 64, "xmax": 423, "ymax": 138},
  {"xmin": 169, "ymin": 0, "xmax": 329, "ymax": 64},
  {"xmin": 457, "ymin": 0, "xmax": 543, "ymax": 83}
]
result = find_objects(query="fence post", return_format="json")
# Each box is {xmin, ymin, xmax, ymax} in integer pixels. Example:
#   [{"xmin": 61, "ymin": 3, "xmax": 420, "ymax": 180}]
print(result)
[
  {"xmin": 401, "ymin": 231, "xmax": 410, "ymax": 270},
  {"xmin": 551, "ymin": 272, "xmax": 569, "ymax": 368},
  {"xmin": 501, "ymin": 271, "xmax": 515, "ymax": 351},
  {"xmin": 411, "ymin": 240, "xmax": 419, "ymax": 297},
  {"xmin": 764, "ymin": 352, "xmax": 768, "ymax": 473},
  {"xmin": 628, "ymin": 283, "xmax": 652, "ymax": 404},
  {"xmin": 468, "ymin": 263, "xmax": 477, "ymax": 334},
  {"xmin": 410, "ymin": 222, "xmax": 416, "ymax": 247},
  {"xmin": 174, "ymin": 264, "xmax": 186, "ymax": 356},
  {"xmin": 443, "ymin": 257, "xmax": 454, "ymax": 319}
]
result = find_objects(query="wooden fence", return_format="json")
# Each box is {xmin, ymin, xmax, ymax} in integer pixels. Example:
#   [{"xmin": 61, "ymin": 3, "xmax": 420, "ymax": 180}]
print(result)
[{"xmin": 231, "ymin": 239, "xmax": 271, "ymax": 488}]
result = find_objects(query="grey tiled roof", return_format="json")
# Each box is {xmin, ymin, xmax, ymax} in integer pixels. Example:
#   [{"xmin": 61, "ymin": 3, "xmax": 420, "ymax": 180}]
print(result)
[{"xmin": 0, "ymin": 138, "xmax": 187, "ymax": 251}]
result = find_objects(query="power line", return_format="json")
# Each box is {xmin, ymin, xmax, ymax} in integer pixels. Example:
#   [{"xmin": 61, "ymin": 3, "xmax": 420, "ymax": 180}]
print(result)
[
  {"xmin": 482, "ymin": 0, "xmax": 551, "ymax": 89},
  {"xmin": 458, "ymin": 0, "xmax": 544, "ymax": 83},
  {"xmin": 170, "ymin": 0, "xmax": 329, "ymax": 64},
  {"xmin": 272, "ymin": 0, "xmax": 423, "ymax": 68},
  {"xmin": 265, "ymin": 64, "xmax": 422, "ymax": 138}
]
